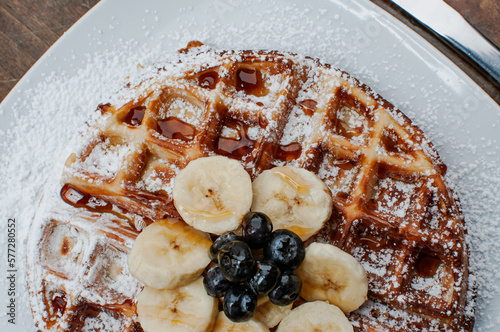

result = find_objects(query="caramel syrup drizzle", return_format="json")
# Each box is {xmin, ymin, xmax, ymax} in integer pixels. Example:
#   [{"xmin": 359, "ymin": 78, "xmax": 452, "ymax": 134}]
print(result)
[
  {"xmin": 61, "ymin": 185, "xmax": 113, "ymax": 213},
  {"xmin": 273, "ymin": 99, "xmax": 316, "ymax": 162},
  {"xmin": 300, "ymin": 99, "xmax": 317, "ymax": 116},
  {"xmin": 156, "ymin": 117, "xmax": 196, "ymax": 141},
  {"xmin": 198, "ymin": 71, "xmax": 219, "ymax": 89},
  {"xmin": 275, "ymin": 142, "xmax": 302, "ymax": 161},
  {"xmin": 415, "ymin": 252, "xmax": 442, "ymax": 278},
  {"xmin": 60, "ymin": 185, "xmax": 150, "ymax": 231},
  {"xmin": 122, "ymin": 106, "xmax": 146, "ymax": 127},
  {"xmin": 236, "ymin": 68, "xmax": 267, "ymax": 96},
  {"xmin": 215, "ymin": 118, "xmax": 256, "ymax": 159}
]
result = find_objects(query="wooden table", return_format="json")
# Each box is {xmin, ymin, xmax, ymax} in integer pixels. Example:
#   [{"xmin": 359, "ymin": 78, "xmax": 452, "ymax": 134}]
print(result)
[{"xmin": 0, "ymin": 0, "xmax": 499, "ymax": 103}]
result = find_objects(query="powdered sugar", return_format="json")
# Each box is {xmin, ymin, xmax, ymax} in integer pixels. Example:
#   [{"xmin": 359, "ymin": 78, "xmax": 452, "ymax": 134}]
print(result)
[
  {"xmin": 317, "ymin": 157, "xmax": 360, "ymax": 197},
  {"xmin": 373, "ymin": 177, "xmax": 416, "ymax": 219},
  {"xmin": 135, "ymin": 160, "xmax": 179, "ymax": 196},
  {"xmin": 159, "ymin": 97, "xmax": 203, "ymax": 126},
  {"xmin": 280, "ymin": 105, "xmax": 313, "ymax": 146},
  {"xmin": 337, "ymin": 103, "xmax": 371, "ymax": 145},
  {"xmin": 411, "ymin": 268, "xmax": 450, "ymax": 299},
  {"xmin": 71, "ymin": 139, "xmax": 134, "ymax": 181},
  {"xmin": 0, "ymin": 0, "xmax": 499, "ymax": 331},
  {"xmin": 220, "ymin": 126, "xmax": 239, "ymax": 138},
  {"xmin": 81, "ymin": 310, "xmax": 125, "ymax": 332}
]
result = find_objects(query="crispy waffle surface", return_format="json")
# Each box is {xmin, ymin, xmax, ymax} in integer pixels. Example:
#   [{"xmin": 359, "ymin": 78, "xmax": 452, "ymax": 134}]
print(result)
[{"xmin": 27, "ymin": 41, "xmax": 474, "ymax": 332}]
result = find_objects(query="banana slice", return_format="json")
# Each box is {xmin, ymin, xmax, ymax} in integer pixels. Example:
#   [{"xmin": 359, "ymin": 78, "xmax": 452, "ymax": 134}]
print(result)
[
  {"xmin": 212, "ymin": 311, "xmax": 270, "ymax": 332},
  {"xmin": 254, "ymin": 299, "xmax": 292, "ymax": 328},
  {"xmin": 296, "ymin": 242, "xmax": 368, "ymax": 313},
  {"xmin": 252, "ymin": 166, "xmax": 332, "ymax": 241},
  {"xmin": 276, "ymin": 301, "xmax": 353, "ymax": 332},
  {"xmin": 173, "ymin": 156, "xmax": 252, "ymax": 235},
  {"xmin": 128, "ymin": 218, "xmax": 212, "ymax": 290},
  {"xmin": 137, "ymin": 277, "xmax": 218, "ymax": 332}
]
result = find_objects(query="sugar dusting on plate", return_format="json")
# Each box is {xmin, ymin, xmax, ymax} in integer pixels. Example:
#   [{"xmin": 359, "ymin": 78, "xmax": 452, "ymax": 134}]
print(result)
[{"xmin": 0, "ymin": 0, "xmax": 499, "ymax": 330}]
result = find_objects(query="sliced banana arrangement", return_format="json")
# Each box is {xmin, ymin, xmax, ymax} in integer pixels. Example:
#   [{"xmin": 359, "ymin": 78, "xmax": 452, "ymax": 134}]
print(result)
[
  {"xmin": 252, "ymin": 166, "xmax": 333, "ymax": 241},
  {"xmin": 276, "ymin": 301, "xmax": 354, "ymax": 332},
  {"xmin": 128, "ymin": 157, "xmax": 369, "ymax": 332},
  {"xmin": 128, "ymin": 218, "xmax": 212, "ymax": 290},
  {"xmin": 296, "ymin": 242, "xmax": 368, "ymax": 313},
  {"xmin": 137, "ymin": 278, "xmax": 218, "ymax": 332},
  {"xmin": 212, "ymin": 311, "xmax": 270, "ymax": 332},
  {"xmin": 173, "ymin": 156, "xmax": 253, "ymax": 235},
  {"xmin": 253, "ymin": 300, "xmax": 292, "ymax": 328}
]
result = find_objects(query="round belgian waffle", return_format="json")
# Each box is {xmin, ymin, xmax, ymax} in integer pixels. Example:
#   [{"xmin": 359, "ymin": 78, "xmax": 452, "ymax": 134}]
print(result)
[{"xmin": 27, "ymin": 41, "xmax": 474, "ymax": 332}]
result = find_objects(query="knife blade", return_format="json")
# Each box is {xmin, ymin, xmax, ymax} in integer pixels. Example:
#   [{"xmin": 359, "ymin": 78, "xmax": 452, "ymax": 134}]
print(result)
[{"xmin": 390, "ymin": 0, "xmax": 500, "ymax": 83}]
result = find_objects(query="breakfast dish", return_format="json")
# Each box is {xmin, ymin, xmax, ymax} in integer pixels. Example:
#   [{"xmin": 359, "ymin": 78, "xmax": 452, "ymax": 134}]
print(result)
[{"xmin": 27, "ymin": 41, "xmax": 474, "ymax": 331}]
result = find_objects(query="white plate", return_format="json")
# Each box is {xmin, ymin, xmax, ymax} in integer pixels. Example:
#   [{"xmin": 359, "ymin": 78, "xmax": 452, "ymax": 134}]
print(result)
[{"xmin": 0, "ymin": 0, "xmax": 499, "ymax": 331}]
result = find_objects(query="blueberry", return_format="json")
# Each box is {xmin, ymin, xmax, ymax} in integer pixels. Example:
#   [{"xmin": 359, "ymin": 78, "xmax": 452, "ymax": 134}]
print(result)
[
  {"xmin": 248, "ymin": 260, "xmax": 280, "ymax": 295},
  {"xmin": 264, "ymin": 229, "xmax": 305, "ymax": 271},
  {"xmin": 203, "ymin": 265, "xmax": 233, "ymax": 298},
  {"xmin": 268, "ymin": 272, "xmax": 302, "ymax": 306},
  {"xmin": 223, "ymin": 286, "xmax": 258, "ymax": 322},
  {"xmin": 218, "ymin": 241, "xmax": 256, "ymax": 283},
  {"xmin": 209, "ymin": 232, "xmax": 242, "ymax": 262},
  {"xmin": 242, "ymin": 212, "xmax": 273, "ymax": 249}
]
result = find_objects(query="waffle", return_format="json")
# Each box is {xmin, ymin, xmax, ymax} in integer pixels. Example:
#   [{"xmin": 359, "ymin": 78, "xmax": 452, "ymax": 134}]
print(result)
[
  {"xmin": 27, "ymin": 41, "xmax": 474, "ymax": 331},
  {"xmin": 27, "ymin": 194, "xmax": 143, "ymax": 332}
]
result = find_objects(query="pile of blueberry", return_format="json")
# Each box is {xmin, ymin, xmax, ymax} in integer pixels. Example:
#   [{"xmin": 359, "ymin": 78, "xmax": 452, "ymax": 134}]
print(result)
[{"xmin": 203, "ymin": 212, "xmax": 306, "ymax": 322}]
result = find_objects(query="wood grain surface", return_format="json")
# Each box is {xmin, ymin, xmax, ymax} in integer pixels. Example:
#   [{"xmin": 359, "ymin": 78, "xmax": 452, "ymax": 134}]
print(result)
[
  {"xmin": 0, "ymin": 0, "xmax": 498, "ymax": 103},
  {"xmin": 445, "ymin": 0, "xmax": 500, "ymax": 47},
  {"xmin": 0, "ymin": 0, "xmax": 99, "ymax": 102}
]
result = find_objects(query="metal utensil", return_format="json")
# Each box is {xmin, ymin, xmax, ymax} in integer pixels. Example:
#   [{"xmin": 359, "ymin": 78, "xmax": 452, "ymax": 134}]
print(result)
[{"xmin": 391, "ymin": 0, "xmax": 500, "ymax": 83}]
